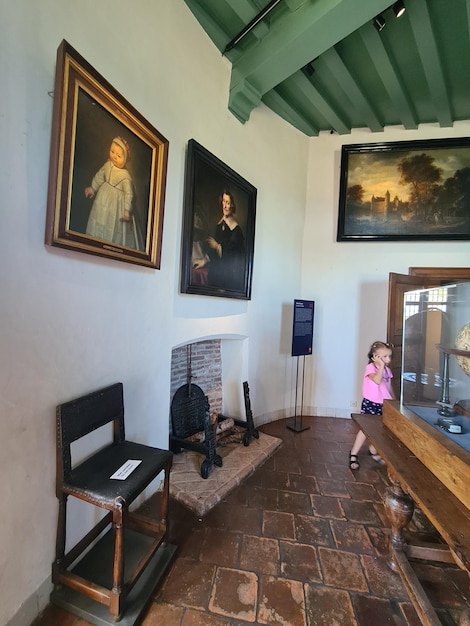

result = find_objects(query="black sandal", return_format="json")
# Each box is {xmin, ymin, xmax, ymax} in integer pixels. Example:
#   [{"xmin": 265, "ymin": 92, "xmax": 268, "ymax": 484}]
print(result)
[{"xmin": 349, "ymin": 452, "xmax": 360, "ymax": 470}]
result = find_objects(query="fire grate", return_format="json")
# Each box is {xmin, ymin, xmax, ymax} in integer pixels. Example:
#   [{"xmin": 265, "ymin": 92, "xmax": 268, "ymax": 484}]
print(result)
[
  {"xmin": 169, "ymin": 383, "xmax": 222, "ymax": 479},
  {"xmin": 169, "ymin": 381, "xmax": 260, "ymax": 479}
]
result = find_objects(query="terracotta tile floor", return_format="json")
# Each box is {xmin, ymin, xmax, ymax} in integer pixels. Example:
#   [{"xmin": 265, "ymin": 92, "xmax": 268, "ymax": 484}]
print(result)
[{"xmin": 33, "ymin": 416, "xmax": 469, "ymax": 626}]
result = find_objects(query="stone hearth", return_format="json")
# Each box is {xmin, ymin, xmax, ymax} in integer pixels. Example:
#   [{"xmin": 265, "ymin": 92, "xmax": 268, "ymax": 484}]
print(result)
[{"xmin": 168, "ymin": 432, "xmax": 282, "ymax": 517}]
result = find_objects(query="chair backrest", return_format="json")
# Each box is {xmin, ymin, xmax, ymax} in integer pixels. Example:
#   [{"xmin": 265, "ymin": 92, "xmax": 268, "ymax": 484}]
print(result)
[{"xmin": 56, "ymin": 383, "xmax": 125, "ymax": 481}]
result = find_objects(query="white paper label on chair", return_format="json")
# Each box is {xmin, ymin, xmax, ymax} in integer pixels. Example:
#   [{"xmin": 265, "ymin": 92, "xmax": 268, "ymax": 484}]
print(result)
[{"xmin": 110, "ymin": 460, "xmax": 142, "ymax": 480}]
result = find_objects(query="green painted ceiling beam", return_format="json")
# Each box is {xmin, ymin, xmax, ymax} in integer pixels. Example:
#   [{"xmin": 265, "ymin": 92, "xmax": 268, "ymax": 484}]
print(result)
[
  {"xmin": 287, "ymin": 72, "xmax": 350, "ymax": 134},
  {"xmin": 407, "ymin": 0, "xmax": 453, "ymax": 127},
  {"xmin": 318, "ymin": 48, "xmax": 383, "ymax": 132},
  {"xmin": 360, "ymin": 25, "xmax": 418, "ymax": 129},
  {"xmin": 228, "ymin": 0, "xmax": 394, "ymax": 123},
  {"xmin": 284, "ymin": 0, "xmax": 310, "ymax": 11},
  {"xmin": 263, "ymin": 88, "xmax": 320, "ymax": 136},
  {"xmin": 183, "ymin": 0, "xmax": 229, "ymax": 51},
  {"xmin": 467, "ymin": 0, "xmax": 470, "ymax": 36},
  {"xmin": 230, "ymin": 0, "xmax": 271, "ymax": 44}
]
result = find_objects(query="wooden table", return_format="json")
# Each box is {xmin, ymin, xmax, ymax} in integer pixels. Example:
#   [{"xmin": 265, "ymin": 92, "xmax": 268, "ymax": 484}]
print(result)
[{"xmin": 352, "ymin": 413, "xmax": 470, "ymax": 626}]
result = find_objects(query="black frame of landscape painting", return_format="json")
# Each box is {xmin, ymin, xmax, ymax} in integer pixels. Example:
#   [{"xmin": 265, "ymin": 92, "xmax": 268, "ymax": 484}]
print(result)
[
  {"xmin": 180, "ymin": 139, "xmax": 257, "ymax": 299},
  {"xmin": 337, "ymin": 137, "xmax": 470, "ymax": 242},
  {"xmin": 45, "ymin": 40, "xmax": 169, "ymax": 268}
]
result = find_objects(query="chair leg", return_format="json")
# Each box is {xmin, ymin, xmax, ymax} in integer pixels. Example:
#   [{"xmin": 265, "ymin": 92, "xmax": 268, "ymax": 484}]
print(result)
[
  {"xmin": 53, "ymin": 494, "xmax": 67, "ymax": 581},
  {"xmin": 110, "ymin": 500, "xmax": 125, "ymax": 620},
  {"xmin": 160, "ymin": 459, "xmax": 171, "ymax": 532}
]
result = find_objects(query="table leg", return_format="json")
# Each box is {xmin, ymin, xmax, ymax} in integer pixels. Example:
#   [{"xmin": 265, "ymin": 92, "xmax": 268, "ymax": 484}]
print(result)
[{"xmin": 383, "ymin": 475, "xmax": 414, "ymax": 571}]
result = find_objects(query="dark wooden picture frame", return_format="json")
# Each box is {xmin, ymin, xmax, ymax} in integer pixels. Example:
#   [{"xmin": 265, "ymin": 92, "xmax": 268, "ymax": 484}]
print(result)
[
  {"xmin": 180, "ymin": 139, "xmax": 257, "ymax": 299},
  {"xmin": 337, "ymin": 137, "xmax": 470, "ymax": 242},
  {"xmin": 45, "ymin": 40, "xmax": 169, "ymax": 268}
]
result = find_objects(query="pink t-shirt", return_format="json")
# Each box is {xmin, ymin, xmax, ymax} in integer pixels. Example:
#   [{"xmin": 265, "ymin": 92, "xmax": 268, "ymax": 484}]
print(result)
[{"xmin": 363, "ymin": 362, "xmax": 393, "ymax": 404}]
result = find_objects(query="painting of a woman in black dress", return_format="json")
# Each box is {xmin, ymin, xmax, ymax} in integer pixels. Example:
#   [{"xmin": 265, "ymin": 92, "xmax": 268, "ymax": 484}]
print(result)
[
  {"xmin": 206, "ymin": 190, "xmax": 245, "ymax": 291},
  {"xmin": 181, "ymin": 140, "xmax": 257, "ymax": 300}
]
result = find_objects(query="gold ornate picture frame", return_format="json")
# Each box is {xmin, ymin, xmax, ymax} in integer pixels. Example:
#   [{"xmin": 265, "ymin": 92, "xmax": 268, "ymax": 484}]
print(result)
[{"xmin": 46, "ymin": 40, "xmax": 169, "ymax": 268}]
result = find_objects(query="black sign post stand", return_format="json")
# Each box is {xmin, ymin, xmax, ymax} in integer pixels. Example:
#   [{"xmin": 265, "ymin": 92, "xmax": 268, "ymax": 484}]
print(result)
[
  {"xmin": 287, "ymin": 354, "xmax": 310, "ymax": 432},
  {"xmin": 287, "ymin": 299, "xmax": 314, "ymax": 433}
]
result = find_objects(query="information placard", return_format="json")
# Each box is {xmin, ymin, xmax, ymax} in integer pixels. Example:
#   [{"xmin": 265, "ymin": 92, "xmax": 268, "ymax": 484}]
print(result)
[{"xmin": 291, "ymin": 299, "xmax": 314, "ymax": 356}]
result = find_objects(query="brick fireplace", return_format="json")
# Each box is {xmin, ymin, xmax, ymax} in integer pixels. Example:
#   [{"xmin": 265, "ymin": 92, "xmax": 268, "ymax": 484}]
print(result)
[
  {"xmin": 170, "ymin": 335, "xmax": 254, "ymax": 432},
  {"xmin": 170, "ymin": 339, "xmax": 223, "ymax": 418},
  {"xmin": 169, "ymin": 337, "xmax": 263, "ymax": 481}
]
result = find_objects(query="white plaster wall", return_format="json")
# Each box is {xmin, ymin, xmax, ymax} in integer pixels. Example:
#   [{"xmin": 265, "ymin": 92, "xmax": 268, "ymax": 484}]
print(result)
[
  {"xmin": 0, "ymin": 1, "xmax": 308, "ymax": 624},
  {"xmin": 302, "ymin": 124, "xmax": 470, "ymax": 419}
]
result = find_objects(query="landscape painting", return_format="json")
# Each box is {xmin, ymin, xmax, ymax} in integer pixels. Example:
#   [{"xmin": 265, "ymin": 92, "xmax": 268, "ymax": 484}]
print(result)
[{"xmin": 337, "ymin": 138, "xmax": 470, "ymax": 241}]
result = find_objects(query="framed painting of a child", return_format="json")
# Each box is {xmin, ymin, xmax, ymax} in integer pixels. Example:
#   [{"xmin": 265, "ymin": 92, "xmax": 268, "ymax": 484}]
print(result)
[{"xmin": 45, "ymin": 40, "xmax": 169, "ymax": 269}]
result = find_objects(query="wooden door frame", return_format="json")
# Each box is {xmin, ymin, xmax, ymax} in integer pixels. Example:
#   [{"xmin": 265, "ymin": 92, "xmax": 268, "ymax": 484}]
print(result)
[
  {"xmin": 409, "ymin": 267, "xmax": 470, "ymax": 280},
  {"xmin": 387, "ymin": 267, "xmax": 470, "ymax": 398}
]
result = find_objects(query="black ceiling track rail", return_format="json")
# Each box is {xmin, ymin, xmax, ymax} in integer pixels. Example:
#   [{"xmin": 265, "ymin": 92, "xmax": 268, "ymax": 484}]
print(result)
[{"xmin": 223, "ymin": 0, "xmax": 283, "ymax": 54}]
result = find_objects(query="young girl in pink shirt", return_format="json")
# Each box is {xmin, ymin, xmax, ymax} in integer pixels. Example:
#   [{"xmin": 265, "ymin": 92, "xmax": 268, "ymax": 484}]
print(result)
[{"xmin": 349, "ymin": 341, "xmax": 393, "ymax": 470}]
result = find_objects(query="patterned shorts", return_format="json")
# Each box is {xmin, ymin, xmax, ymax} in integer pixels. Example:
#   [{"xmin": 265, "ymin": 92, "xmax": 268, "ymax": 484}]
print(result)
[{"xmin": 361, "ymin": 398, "xmax": 383, "ymax": 415}]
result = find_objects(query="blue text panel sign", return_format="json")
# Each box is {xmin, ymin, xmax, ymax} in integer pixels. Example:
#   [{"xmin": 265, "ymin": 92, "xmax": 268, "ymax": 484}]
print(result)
[{"xmin": 291, "ymin": 299, "xmax": 314, "ymax": 356}]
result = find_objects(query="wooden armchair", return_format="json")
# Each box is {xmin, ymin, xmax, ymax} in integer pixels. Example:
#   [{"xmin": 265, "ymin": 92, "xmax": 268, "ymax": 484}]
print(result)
[{"xmin": 52, "ymin": 383, "xmax": 174, "ymax": 622}]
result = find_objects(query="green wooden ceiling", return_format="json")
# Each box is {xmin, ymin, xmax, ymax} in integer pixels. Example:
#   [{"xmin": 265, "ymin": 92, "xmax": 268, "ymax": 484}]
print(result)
[{"xmin": 183, "ymin": 0, "xmax": 470, "ymax": 136}]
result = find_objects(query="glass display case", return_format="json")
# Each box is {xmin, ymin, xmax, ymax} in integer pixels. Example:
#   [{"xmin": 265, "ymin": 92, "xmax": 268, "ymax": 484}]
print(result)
[
  {"xmin": 401, "ymin": 281, "xmax": 470, "ymax": 441},
  {"xmin": 383, "ymin": 280, "xmax": 470, "ymax": 512}
]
